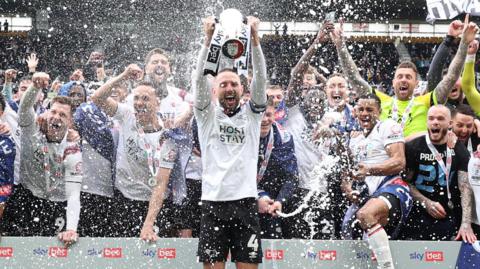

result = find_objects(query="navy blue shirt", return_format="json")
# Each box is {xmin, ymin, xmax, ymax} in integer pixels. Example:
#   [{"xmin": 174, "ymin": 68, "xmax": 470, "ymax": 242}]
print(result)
[{"xmin": 257, "ymin": 123, "xmax": 298, "ymax": 203}]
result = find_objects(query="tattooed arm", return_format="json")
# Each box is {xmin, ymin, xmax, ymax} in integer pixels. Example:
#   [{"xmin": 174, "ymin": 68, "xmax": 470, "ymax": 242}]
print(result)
[
  {"xmin": 433, "ymin": 39, "xmax": 468, "ymax": 104},
  {"xmin": 427, "ymin": 20, "xmax": 462, "ymax": 91},
  {"xmin": 434, "ymin": 17, "xmax": 478, "ymax": 104},
  {"xmin": 455, "ymin": 171, "xmax": 477, "ymax": 243},
  {"xmin": 409, "ymin": 183, "xmax": 448, "ymax": 219},
  {"xmin": 285, "ymin": 21, "xmax": 334, "ymax": 108},
  {"xmin": 330, "ymin": 23, "xmax": 372, "ymax": 97}
]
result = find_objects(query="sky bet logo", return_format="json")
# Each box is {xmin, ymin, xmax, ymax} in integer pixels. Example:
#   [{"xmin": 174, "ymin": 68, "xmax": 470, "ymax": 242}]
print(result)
[
  {"xmin": 410, "ymin": 251, "xmax": 444, "ymax": 262},
  {"xmin": 0, "ymin": 247, "xmax": 13, "ymax": 258},
  {"xmin": 103, "ymin": 248, "xmax": 122, "ymax": 258},
  {"xmin": 319, "ymin": 250, "xmax": 337, "ymax": 261},
  {"xmin": 48, "ymin": 247, "xmax": 68, "ymax": 258},
  {"xmin": 157, "ymin": 248, "xmax": 176, "ymax": 259},
  {"xmin": 265, "ymin": 249, "xmax": 284, "ymax": 260}
]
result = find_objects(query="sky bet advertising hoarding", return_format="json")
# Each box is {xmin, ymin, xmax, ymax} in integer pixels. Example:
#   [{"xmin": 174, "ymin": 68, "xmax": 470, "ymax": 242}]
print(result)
[{"xmin": 0, "ymin": 237, "xmax": 469, "ymax": 268}]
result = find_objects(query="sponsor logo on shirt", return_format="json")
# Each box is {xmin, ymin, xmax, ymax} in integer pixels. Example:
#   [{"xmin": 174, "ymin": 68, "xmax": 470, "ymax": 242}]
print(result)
[
  {"xmin": 265, "ymin": 249, "xmax": 284, "ymax": 260},
  {"xmin": 319, "ymin": 250, "xmax": 337, "ymax": 261},
  {"xmin": 0, "ymin": 247, "xmax": 13, "ymax": 257},
  {"xmin": 103, "ymin": 248, "xmax": 122, "ymax": 258},
  {"xmin": 218, "ymin": 124, "xmax": 246, "ymax": 144},
  {"xmin": 409, "ymin": 251, "xmax": 444, "ymax": 262},
  {"xmin": 420, "ymin": 152, "xmax": 456, "ymax": 161},
  {"xmin": 157, "ymin": 248, "xmax": 176, "ymax": 259}
]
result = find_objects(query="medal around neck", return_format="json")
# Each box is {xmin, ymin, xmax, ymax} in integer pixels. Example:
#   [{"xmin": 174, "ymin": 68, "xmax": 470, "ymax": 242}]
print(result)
[{"xmin": 148, "ymin": 176, "xmax": 157, "ymax": 187}]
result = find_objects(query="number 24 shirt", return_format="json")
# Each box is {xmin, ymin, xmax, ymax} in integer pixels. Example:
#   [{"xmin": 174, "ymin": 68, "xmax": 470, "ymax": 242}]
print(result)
[{"xmin": 405, "ymin": 135, "xmax": 469, "ymax": 214}]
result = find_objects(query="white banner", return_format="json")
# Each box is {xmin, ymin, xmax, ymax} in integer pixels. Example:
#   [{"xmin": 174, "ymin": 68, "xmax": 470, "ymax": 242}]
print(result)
[{"xmin": 426, "ymin": 0, "xmax": 480, "ymax": 21}]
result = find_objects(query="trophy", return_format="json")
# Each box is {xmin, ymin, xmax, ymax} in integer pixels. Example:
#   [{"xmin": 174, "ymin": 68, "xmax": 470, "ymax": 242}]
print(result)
[
  {"xmin": 219, "ymin": 9, "xmax": 246, "ymax": 59},
  {"xmin": 204, "ymin": 9, "xmax": 251, "ymax": 77}
]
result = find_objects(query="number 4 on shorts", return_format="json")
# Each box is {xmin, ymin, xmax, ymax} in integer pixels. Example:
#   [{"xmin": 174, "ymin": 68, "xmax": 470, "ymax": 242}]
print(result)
[{"xmin": 247, "ymin": 234, "xmax": 259, "ymax": 252}]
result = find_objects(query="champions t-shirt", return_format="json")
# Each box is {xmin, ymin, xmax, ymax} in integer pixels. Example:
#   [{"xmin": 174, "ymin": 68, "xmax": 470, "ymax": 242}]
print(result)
[
  {"xmin": 405, "ymin": 136, "xmax": 469, "ymax": 217},
  {"xmin": 375, "ymin": 90, "xmax": 437, "ymax": 137},
  {"xmin": 113, "ymin": 103, "xmax": 175, "ymax": 201},
  {"xmin": 349, "ymin": 119, "xmax": 404, "ymax": 195},
  {"xmin": 195, "ymin": 102, "xmax": 263, "ymax": 201}
]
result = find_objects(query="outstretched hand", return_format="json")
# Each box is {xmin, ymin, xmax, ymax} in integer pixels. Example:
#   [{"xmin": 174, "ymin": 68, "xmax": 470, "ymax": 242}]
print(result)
[
  {"xmin": 140, "ymin": 225, "xmax": 159, "ymax": 242},
  {"xmin": 462, "ymin": 14, "xmax": 479, "ymax": 44},
  {"xmin": 202, "ymin": 16, "xmax": 215, "ymax": 46},
  {"xmin": 58, "ymin": 230, "xmax": 78, "ymax": 247},
  {"xmin": 330, "ymin": 18, "xmax": 344, "ymax": 47},
  {"xmin": 455, "ymin": 224, "xmax": 477, "ymax": 244},
  {"xmin": 27, "ymin": 53, "xmax": 39, "ymax": 73},
  {"xmin": 315, "ymin": 21, "xmax": 335, "ymax": 43}
]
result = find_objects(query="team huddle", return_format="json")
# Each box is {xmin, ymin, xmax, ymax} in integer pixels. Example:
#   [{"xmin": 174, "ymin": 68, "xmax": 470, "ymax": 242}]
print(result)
[{"xmin": 0, "ymin": 13, "xmax": 480, "ymax": 269}]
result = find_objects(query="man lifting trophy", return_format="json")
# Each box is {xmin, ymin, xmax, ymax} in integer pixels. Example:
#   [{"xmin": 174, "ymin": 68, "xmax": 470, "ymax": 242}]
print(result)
[{"xmin": 194, "ymin": 9, "xmax": 267, "ymax": 269}]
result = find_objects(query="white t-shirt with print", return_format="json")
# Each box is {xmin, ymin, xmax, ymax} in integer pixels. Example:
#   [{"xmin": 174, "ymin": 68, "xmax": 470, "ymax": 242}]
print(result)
[
  {"xmin": 195, "ymin": 103, "xmax": 263, "ymax": 201},
  {"xmin": 114, "ymin": 103, "xmax": 171, "ymax": 201},
  {"xmin": 349, "ymin": 119, "xmax": 404, "ymax": 195}
]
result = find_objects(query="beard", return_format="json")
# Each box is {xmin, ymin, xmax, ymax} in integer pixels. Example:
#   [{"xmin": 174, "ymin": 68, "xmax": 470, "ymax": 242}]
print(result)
[
  {"xmin": 219, "ymin": 96, "xmax": 240, "ymax": 115},
  {"xmin": 144, "ymin": 74, "xmax": 167, "ymax": 98},
  {"xmin": 46, "ymin": 125, "xmax": 68, "ymax": 142},
  {"xmin": 428, "ymin": 127, "xmax": 448, "ymax": 143}
]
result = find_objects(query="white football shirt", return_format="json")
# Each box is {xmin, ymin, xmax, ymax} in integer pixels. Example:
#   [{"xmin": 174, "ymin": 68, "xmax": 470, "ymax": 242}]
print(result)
[{"xmin": 349, "ymin": 119, "xmax": 404, "ymax": 195}]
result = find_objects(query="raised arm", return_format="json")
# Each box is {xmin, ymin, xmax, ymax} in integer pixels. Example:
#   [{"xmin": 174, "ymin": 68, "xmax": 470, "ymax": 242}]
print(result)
[
  {"xmin": 285, "ymin": 21, "xmax": 333, "ymax": 107},
  {"xmin": 461, "ymin": 40, "xmax": 480, "ymax": 116},
  {"xmin": 331, "ymin": 21, "xmax": 372, "ymax": 96},
  {"xmin": 455, "ymin": 171, "xmax": 477, "ymax": 243},
  {"xmin": 427, "ymin": 21, "xmax": 462, "ymax": 91},
  {"xmin": 2, "ymin": 69, "xmax": 16, "ymax": 101},
  {"xmin": 18, "ymin": 72, "xmax": 49, "ymax": 127},
  {"xmin": 26, "ymin": 53, "xmax": 39, "ymax": 74},
  {"xmin": 434, "ymin": 15, "xmax": 478, "ymax": 104},
  {"xmin": 248, "ymin": 16, "xmax": 267, "ymax": 109},
  {"xmin": 193, "ymin": 17, "xmax": 215, "ymax": 112},
  {"xmin": 91, "ymin": 64, "xmax": 143, "ymax": 117}
]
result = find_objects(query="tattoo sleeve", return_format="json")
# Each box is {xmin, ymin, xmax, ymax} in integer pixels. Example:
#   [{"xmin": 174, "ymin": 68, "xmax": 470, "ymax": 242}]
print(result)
[
  {"xmin": 434, "ymin": 41, "xmax": 468, "ymax": 104},
  {"xmin": 286, "ymin": 41, "xmax": 321, "ymax": 107},
  {"xmin": 408, "ymin": 183, "xmax": 431, "ymax": 206},
  {"xmin": 336, "ymin": 42, "xmax": 372, "ymax": 96},
  {"xmin": 458, "ymin": 171, "xmax": 474, "ymax": 225}
]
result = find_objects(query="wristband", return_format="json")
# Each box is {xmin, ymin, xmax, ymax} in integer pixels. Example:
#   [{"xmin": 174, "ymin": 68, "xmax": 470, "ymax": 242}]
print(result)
[{"xmin": 444, "ymin": 35, "xmax": 455, "ymax": 47}]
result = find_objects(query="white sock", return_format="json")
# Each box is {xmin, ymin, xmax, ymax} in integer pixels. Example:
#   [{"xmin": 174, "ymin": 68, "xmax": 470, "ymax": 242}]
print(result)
[{"xmin": 367, "ymin": 224, "xmax": 394, "ymax": 269}]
